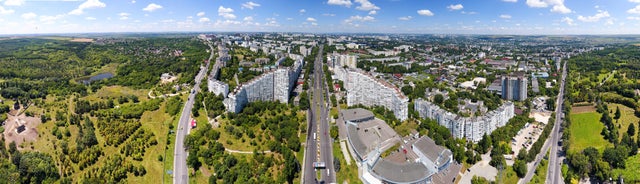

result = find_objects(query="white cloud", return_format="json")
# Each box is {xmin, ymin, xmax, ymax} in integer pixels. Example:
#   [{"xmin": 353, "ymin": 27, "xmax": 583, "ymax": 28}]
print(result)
[
  {"xmin": 368, "ymin": 10, "xmax": 376, "ymax": 15},
  {"xmin": 561, "ymin": 17, "xmax": 574, "ymax": 25},
  {"xmin": 21, "ymin": 12, "xmax": 37, "ymax": 19},
  {"xmin": 398, "ymin": 16, "xmax": 412, "ymax": 21},
  {"xmin": 241, "ymin": 1, "xmax": 260, "ymax": 10},
  {"xmin": 69, "ymin": 0, "xmax": 106, "ymax": 15},
  {"xmin": 142, "ymin": 3, "xmax": 162, "ymax": 12},
  {"xmin": 85, "ymin": 16, "xmax": 96, "ymax": 20},
  {"xmin": 131, "ymin": 0, "xmax": 136, "ymax": 4},
  {"xmin": 503, "ymin": 0, "xmax": 518, "ymax": 2},
  {"xmin": 526, "ymin": 0, "xmax": 571, "ymax": 14},
  {"xmin": 344, "ymin": 15, "xmax": 374, "ymax": 23},
  {"xmin": 461, "ymin": 11, "xmax": 477, "ymax": 15},
  {"xmin": 629, "ymin": 5, "xmax": 640, "ymax": 14},
  {"xmin": 299, "ymin": 9, "xmax": 306, "ymax": 13},
  {"xmin": 197, "ymin": 12, "xmax": 205, "ymax": 17},
  {"xmin": 447, "ymin": 4, "xmax": 463, "ymax": 11},
  {"xmin": 551, "ymin": 4, "xmax": 571, "ymax": 14},
  {"xmin": 500, "ymin": 14, "xmax": 512, "ymax": 19},
  {"xmin": 417, "ymin": 9, "xmax": 434, "ymax": 16},
  {"xmin": 0, "ymin": 6, "xmax": 14, "ymax": 15},
  {"xmin": 40, "ymin": 14, "xmax": 65, "ymax": 24},
  {"xmin": 630, "ymin": 0, "xmax": 640, "ymax": 3},
  {"xmin": 306, "ymin": 17, "xmax": 317, "ymax": 22},
  {"xmin": 311, "ymin": 22, "xmax": 318, "ymax": 26},
  {"xmin": 243, "ymin": 16, "xmax": 253, "ymax": 21},
  {"xmin": 355, "ymin": 0, "xmax": 379, "ymax": 11},
  {"xmin": 327, "ymin": 0, "xmax": 352, "ymax": 7},
  {"xmin": 199, "ymin": 17, "xmax": 210, "ymax": 23},
  {"xmin": 628, "ymin": 16, "xmax": 640, "ymax": 20},
  {"xmin": 577, "ymin": 10, "xmax": 610, "ymax": 22},
  {"xmin": 286, "ymin": 17, "xmax": 293, "ymax": 21},
  {"xmin": 322, "ymin": 13, "xmax": 335, "ymax": 16},
  {"xmin": 4, "ymin": 0, "xmax": 25, "ymax": 6},
  {"xmin": 218, "ymin": 6, "xmax": 236, "ymax": 19},
  {"xmin": 118, "ymin": 12, "xmax": 130, "ymax": 20}
]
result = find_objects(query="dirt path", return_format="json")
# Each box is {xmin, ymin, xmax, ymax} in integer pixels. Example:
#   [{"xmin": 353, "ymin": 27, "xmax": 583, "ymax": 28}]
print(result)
[{"xmin": 224, "ymin": 148, "xmax": 271, "ymax": 154}]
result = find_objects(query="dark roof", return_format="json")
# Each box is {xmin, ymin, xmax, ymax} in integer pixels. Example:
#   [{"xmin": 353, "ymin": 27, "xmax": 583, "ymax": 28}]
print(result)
[
  {"xmin": 372, "ymin": 159, "xmax": 434, "ymax": 183},
  {"xmin": 342, "ymin": 108, "xmax": 375, "ymax": 122}
]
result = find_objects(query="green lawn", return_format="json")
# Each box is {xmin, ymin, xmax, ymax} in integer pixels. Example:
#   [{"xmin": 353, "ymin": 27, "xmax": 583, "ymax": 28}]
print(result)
[
  {"xmin": 530, "ymin": 151, "xmax": 549, "ymax": 184},
  {"xmin": 613, "ymin": 154, "xmax": 640, "ymax": 183},
  {"xmin": 569, "ymin": 112, "xmax": 611, "ymax": 153},
  {"xmin": 495, "ymin": 166, "xmax": 519, "ymax": 184},
  {"xmin": 333, "ymin": 141, "xmax": 362, "ymax": 184}
]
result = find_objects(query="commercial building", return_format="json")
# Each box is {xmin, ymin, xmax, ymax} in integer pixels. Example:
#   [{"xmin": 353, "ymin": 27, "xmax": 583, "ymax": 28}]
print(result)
[
  {"xmin": 501, "ymin": 73, "xmax": 528, "ymax": 101},
  {"xmin": 414, "ymin": 99, "xmax": 515, "ymax": 142},
  {"xmin": 343, "ymin": 108, "xmax": 460, "ymax": 184},
  {"xmin": 345, "ymin": 69, "xmax": 408, "ymax": 121}
]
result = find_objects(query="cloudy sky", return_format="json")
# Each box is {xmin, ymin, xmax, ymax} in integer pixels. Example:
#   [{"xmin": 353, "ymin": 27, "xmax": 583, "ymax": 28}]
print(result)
[{"xmin": 0, "ymin": 0, "xmax": 639, "ymax": 35}]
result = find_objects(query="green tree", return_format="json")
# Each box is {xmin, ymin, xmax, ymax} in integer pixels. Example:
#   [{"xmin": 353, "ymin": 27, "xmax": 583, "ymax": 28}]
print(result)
[
  {"xmin": 628, "ymin": 123, "xmax": 636, "ymax": 136},
  {"xmin": 187, "ymin": 150, "xmax": 202, "ymax": 175},
  {"xmin": 18, "ymin": 152, "xmax": 59, "ymax": 183},
  {"xmin": 603, "ymin": 147, "xmax": 627, "ymax": 168},
  {"xmin": 569, "ymin": 153, "xmax": 590, "ymax": 178},
  {"xmin": 517, "ymin": 148, "xmax": 528, "ymax": 161},
  {"xmin": 514, "ymin": 159, "xmax": 527, "ymax": 178},
  {"xmin": 330, "ymin": 125, "xmax": 339, "ymax": 140},
  {"xmin": 614, "ymin": 107, "xmax": 621, "ymax": 120},
  {"xmin": 477, "ymin": 133, "xmax": 492, "ymax": 154},
  {"xmin": 592, "ymin": 160, "xmax": 611, "ymax": 181},
  {"xmin": 434, "ymin": 94, "xmax": 444, "ymax": 105}
]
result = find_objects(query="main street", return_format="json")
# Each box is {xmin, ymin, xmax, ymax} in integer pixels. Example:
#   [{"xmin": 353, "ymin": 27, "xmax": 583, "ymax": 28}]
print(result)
[
  {"xmin": 172, "ymin": 39, "xmax": 214, "ymax": 184},
  {"xmin": 519, "ymin": 61, "xmax": 567, "ymax": 184},
  {"xmin": 547, "ymin": 61, "xmax": 568, "ymax": 184},
  {"xmin": 303, "ymin": 44, "xmax": 336, "ymax": 184}
]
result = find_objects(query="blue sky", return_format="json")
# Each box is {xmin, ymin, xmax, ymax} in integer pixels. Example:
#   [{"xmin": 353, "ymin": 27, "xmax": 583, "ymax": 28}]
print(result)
[{"xmin": 0, "ymin": 0, "xmax": 639, "ymax": 34}]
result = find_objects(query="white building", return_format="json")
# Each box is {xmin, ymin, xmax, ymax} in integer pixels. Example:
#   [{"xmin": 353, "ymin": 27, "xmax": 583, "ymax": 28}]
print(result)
[
  {"xmin": 208, "ymin": 79, "xmax": 229, "ymax": 97},
  {"xmin": 414, "ymin": 99, "xmax": 515, "ymax": 142},
  {"xmin": 345, "ymin": 70, "xmax": 409, "ymax": 121},
  {"xmin": 329, "ymin": 53, "xmax": 358, "ymax": 69}
]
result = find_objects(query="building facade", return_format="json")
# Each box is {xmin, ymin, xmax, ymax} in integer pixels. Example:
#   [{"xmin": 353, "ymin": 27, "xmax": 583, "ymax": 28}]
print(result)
[
  {"xmin": 414, "ymin": 99, "xmax": 515, "ymax": 142},
  {"xmin": 501, "ymin": 74, "xmax": 528, "ymax": 101},
  {"xmin": 345, "ymin": 70, "xmax": 409, "ymax": 121}
]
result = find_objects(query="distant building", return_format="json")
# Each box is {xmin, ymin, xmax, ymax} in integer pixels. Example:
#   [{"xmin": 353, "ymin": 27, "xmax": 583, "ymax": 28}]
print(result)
[
  {"xmin": 345, "ymin": 69, "xmax": 408, "ymax": 121},
  {"xmin": 329, "ymin": 53, "xmax": 358, "ymax": 69},
  {"xmin": 502, "ymin": 73, "xmax": 528, "ymax": 101}
]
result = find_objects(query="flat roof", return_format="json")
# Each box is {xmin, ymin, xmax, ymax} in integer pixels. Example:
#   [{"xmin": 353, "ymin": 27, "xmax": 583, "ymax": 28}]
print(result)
[
  {"xmin": 372, "ymin": 159, "xmax": 434, "ymax": 183},
  {"xmin": 342, "ymin": 108, "xmax": 375, "ymax": 122},
  {"xmin": 413, "ymin": 136, "xmax": 452, "ymax": 169},
  {"xmin": 346, "ymin": 118, "xmax": 399, "ymax": 159}
]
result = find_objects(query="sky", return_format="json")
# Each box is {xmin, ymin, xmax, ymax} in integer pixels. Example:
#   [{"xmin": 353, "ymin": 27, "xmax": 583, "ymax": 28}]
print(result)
[{"xmin": 0, "ymin": 0, "xmax": 640, "ymax": 35}]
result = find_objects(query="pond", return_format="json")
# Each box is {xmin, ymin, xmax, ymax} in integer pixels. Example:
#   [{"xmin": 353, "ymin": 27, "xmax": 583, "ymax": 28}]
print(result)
[{"xmin": 78, "ymin": 72, "xmax": 114, "ymax": 85}]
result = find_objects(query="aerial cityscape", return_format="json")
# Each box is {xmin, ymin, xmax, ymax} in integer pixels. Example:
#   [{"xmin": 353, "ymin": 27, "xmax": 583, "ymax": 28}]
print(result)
[{"xmin": 1, "ymin": 0, "xmax": 640, "ymax": 184}]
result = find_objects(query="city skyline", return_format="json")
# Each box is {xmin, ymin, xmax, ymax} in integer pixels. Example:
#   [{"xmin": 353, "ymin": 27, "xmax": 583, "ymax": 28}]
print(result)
[{"xmin": 1, "ymin": 0, "xmax": 640, "ymax": 35}]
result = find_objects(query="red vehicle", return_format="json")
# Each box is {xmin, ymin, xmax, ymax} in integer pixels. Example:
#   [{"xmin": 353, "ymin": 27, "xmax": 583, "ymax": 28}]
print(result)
[{"xmin": 191, "ymin": 119, "xmax": 197, "ymax": 128}]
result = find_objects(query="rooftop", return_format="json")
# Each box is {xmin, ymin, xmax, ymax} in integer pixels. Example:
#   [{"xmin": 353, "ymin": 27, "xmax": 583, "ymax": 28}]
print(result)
[
  {"xmin": 342, "ymin": 108, "xmax": 375, "ymax": 122},
  {"xmin": 371, "ymin": 159, "xmax": 434, "ymax": 183},
  {"xmin": 346, "ymin": 118, "xmax": 400, "ymax": 160}
]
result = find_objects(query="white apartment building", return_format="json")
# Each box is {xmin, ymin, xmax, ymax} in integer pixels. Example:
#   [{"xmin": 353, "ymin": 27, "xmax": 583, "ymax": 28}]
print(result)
[
  {"xmin": 208, "ymin": 79, "xmax": 229, "ymax": 97},
  {"xmin": 414, "ymin": 99, "xmax": 515, "ymax": 142},
  {"xmin": 329, "ymin": 53, "xmax": 358, "ymax": 69},
  {"xmin": 345, "ymin": 70, "xmax": 409, "ymax": 121}
]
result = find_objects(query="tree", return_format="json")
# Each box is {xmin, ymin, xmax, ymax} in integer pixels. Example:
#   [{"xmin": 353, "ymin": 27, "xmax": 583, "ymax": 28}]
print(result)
[
  {"xmin": 514, "ymin": 159, "xmax": 527, "ymax": 178},
  {"xmin": 187, "ymin": 151, "xmax": 202, "ymax": 175},
  {"xmin": 628, "ymin": 123, "xmax": 636, "ymax": 136},
  {"xmin": 517, "ymin": 148, "xmax": 527, "ymax": 161},
  {"xmin": 569, "ymin": 153, "xmax": 590, "ymax": 178},
  {"xmin": 603, "ymin": 147, "xmax": 627, "ymax": 168},
  {"xmin": 614, "ymin": 107, "xmax": 621, "ymax": 120},
  {"xmin": 477, "ymin": 134, "xmax": 492, "ymax": 154},
  {"xmin": 434, "ymin": 94, "xmax": 444, "ymax": 105},
  {"xmin": 592, "ymin": 160, "xmax": 611, "ymax": 182},
  {"xmin": 18, "ymin": 152, "xmax": 59, "ymax": 183},
  {"xmin": 489, "ymin": 153, "xmax": 505, "ymax": 168},
  {"xmin": 330, "ymin": 125, "xmax": 339, "ymax": 140}
]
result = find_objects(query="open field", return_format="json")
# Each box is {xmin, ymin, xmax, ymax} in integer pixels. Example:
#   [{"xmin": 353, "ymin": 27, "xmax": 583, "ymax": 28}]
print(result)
[
  {"xmin": 569, "ymin": 111, "xmax": 611, "ymax": 153},
  {"xmin": 607, "ymin": 103, "xmax": 639, "ymax": 141},
  {"xmin": 70, "ymin": 38, "xmax": 94, "ymax": 42}
]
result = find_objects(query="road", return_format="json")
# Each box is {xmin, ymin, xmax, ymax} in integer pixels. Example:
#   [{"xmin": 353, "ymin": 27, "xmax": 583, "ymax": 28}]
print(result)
[
  {"xmin": 172, "ymin": 39, "xmax": 214, "ymax": 184},
  {"xmin": 547, "ymin": 61, "xmax": 568, "ymax": 184},
  {"xmin": 303, "ymin": 45, "xmax": 336, "ymax": 184},
  {"xmin": 519, "ymin": 61, "xmax": 567, "ymax": 184}
]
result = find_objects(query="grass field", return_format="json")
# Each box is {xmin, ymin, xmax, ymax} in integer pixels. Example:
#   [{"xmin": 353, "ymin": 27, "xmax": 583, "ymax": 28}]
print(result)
[
  {"xmin": 495, "ymin": 166, "xmax": 519, "ymax": 184},
  {"xmin": 607, "ymin": 103, "xmax": 639, "ymax": 141},
  {"xmin": 530, "ymin": 151, "xmax": 549, "ymax": 184},
  {"xmin": 613, "ymin": 154, "xmax": 640, "ymax": 182},
  {"xmin": 333, "ymin": 142, "xmax": 362, "ymax": 184},
  {"xmin": 569, "ymin": 111, "xmax": 611, "ymax": 153}
]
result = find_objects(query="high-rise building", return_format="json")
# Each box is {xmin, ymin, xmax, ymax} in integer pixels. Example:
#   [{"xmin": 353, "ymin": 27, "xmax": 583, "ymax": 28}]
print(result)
[{"xmin": 501, "ymin": 73, "xmax": 528, "ymax": 101}]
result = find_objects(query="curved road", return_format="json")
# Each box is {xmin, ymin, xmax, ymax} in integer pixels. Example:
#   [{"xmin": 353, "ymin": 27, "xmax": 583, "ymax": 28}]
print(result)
[{"xmin": 172, "ymin": 39, "xmax": 214, "ymax": 184}]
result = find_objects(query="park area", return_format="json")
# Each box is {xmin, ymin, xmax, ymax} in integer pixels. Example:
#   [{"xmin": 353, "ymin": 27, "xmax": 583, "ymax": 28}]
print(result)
[{"xmin": 569, "ymin": 106, "xmax": 612, "ymax": 153}]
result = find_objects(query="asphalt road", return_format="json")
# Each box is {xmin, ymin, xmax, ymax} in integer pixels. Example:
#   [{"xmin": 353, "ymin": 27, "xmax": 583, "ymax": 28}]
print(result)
[
  {"xmin": 520, "ymin": 61, "xmax": 567, "ymax": 184},
  {"xmin": 547, "ymin": 61, "xmax": 568, "ymax": 184},
  {"xmin": 172, "ymin": 39, "xmax": 213, "ymax": 184}
]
